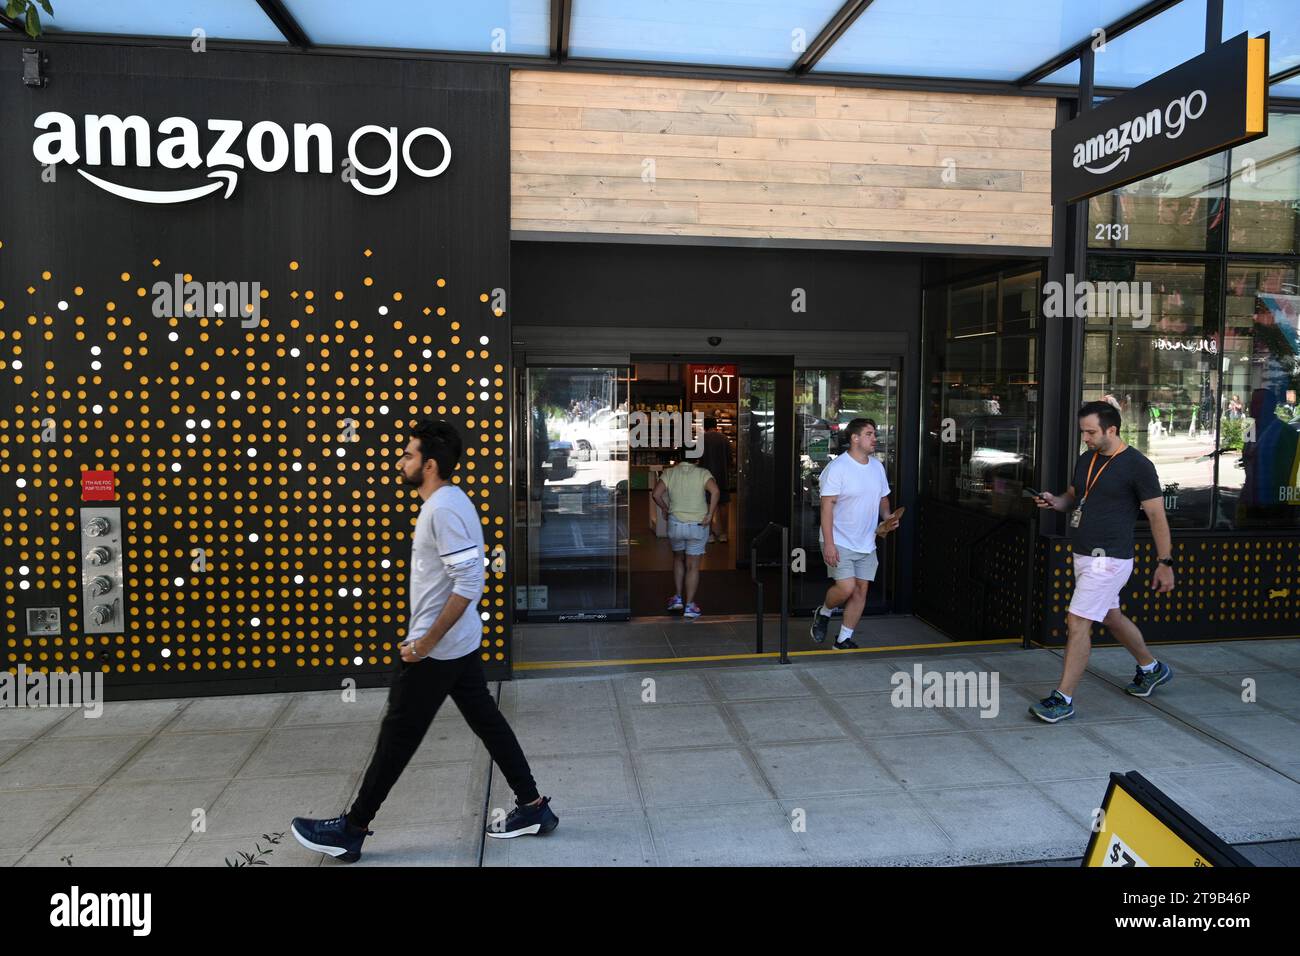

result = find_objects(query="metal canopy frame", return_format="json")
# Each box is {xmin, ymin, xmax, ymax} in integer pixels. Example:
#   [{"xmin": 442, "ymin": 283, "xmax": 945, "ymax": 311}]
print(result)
[{"xmin": 2, "ymin": 0, "xmax": 1296, "ymax": 106}]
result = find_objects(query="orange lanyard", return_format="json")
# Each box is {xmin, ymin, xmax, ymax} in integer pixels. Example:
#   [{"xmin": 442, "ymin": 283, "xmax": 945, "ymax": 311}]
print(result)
[{"xmin": 1081, "ymin": 447, "xmax": 1125, "ymax": 504}]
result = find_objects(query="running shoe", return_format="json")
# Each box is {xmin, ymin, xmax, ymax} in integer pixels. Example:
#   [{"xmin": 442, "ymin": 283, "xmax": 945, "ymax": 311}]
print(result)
[
  {"xmin": 810, "ymin": 606, "xmax": 830, "ymax": 644},
  {"xmin": 1125, "ymin": 661, "xmax": 1173, "ymax": 697},
  {"xmin": 833, "ymin": 636, "xmax": 859, "ymax": 650},
  {"xmin": 667, "ymin": 594, "xmax": 684, "ymax": 612},
  {"xmin": 684, "ymin": 602, "xmax": 702, "ymax": 619},
  {"xmin": 485, "ymin": 796, "xmax": 560, "ymax": 839},
  {"xmin": 1028, "ymin": 691, "xmax": 1075, "ymax": 723},
  {"xmin": 290, "ymin": 813, "xmax": 372, "ymax": 863}
]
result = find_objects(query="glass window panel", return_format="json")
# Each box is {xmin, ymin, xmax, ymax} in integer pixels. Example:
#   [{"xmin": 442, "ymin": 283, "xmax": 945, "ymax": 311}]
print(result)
[
  {"xmin": 814, "ymin": 0, "xmax": 1148, "ymax": 80},
  {"xmin": 1082, "ymin": 259, "xmax": 1219, "ymax": 528},
  {"xmin": 1228, "ymin": 114, "xmax": 1300, "ymax": 254},
  {"xmin": 45, "ymin": 0, "xmax": 285, "ymax": 42},
  {"xmin": 922, "ymin": 269, "xmax": 1041, "ymax": 513},
  {"xmin": 1088, "ymin": 152, "xmax": 1227, "ymax": 252},
  {"xmin": 568, "ymin": 0, "xmax": 844, "ymax": 68},
  {"xmin": 1220, "ymin": 262, "xmax": 1300, "ymax": 528},
  {"xmin": 281, "ymin": 0, "xmax": 549, "ymax": 54},
  {"xmin": 518, "ymin": 367, "xmax": 629, "ymax": 618},
  {"xmin": 1224, "ymin": 0, "xmax": 1300, "ymax": 78},
  {"xmin": 1040, "ymin": 0, "xmax": 1208, "ymax": 88}
]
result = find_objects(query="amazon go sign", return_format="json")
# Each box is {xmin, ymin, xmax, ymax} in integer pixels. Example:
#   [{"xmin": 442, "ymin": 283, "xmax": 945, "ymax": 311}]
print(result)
[
  {"xmin": 689, "ymin": 364, "xmax": 737, "ymax": 401},
  {"xmin": 30, "ymin": 112, "xmax": 451, "ymax": 204}
]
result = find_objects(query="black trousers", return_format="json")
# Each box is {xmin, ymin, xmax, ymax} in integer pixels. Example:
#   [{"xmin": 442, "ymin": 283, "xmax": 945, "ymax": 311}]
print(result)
[{"xmin": 347, "ymin": 650, "xmax": 539, "ymax": 829}]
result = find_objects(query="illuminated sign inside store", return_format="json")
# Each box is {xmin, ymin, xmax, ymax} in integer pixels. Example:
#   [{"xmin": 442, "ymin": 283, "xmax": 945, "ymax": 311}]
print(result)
[
  {"xmin": 688, "ymin": 364, "xmax": 737, "ymax": 401},
  {"xmin": 1052, "ymin": 32, "xmax": 1269, "ymax": 205}
]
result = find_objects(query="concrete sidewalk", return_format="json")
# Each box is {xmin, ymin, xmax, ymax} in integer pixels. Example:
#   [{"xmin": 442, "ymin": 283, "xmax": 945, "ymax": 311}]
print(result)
[{"xmin": 2, "ymin": 637, "xmax": 1297, "ymax": 866}]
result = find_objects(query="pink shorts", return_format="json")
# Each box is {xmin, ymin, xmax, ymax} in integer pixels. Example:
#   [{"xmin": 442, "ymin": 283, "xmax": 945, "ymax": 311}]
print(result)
[{"xmin": 1069, "ymin": 552, "xmax": 1134, "ymax": 622}]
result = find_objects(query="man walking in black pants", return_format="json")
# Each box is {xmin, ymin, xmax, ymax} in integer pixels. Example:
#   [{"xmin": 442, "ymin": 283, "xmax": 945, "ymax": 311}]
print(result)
[{"xmin": 292, "ymin": 421, "xmax": 557, "ymax": 862}]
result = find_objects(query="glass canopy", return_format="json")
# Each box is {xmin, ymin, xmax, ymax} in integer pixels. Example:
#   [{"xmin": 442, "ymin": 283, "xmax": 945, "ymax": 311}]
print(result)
[{"xmin": 26, "ymin": 0, "xmax": 1300, "ymax": 97}]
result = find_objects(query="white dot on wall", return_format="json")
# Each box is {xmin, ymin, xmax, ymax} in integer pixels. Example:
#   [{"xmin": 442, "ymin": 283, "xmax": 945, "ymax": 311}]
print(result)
[
  {"xmin": 12, "ymin": 360, "xmax": 21, "ymax": 370},
  {"xmin": 479, "ymin": 335, "xmax": 489, "ymax": 345},
  {"xmin": 15, "ymin": 478, "xmax": 26, "ymax": 488},
  {"xmin": 185, "ymin": 418, "xmax": 196, "ymax": 429},
  {"xmin": 480, "ymin": 611, "xmax": 489, "ymax": 621},
  {"xmin": 379, "ymin": 405, "xmax": 389, "ymax": 415},
  {"xmin": 58, "ymin": 300, "xmax": 68, "ymax": 311},
  {"xmin": 174, "ymin": 577, "xmax": 184, "ymax": 587},
  {"xmin": 290, "ymin": 347, "xmax": 301, "ymax": 358},
  {"xmin": 247, "ymin": 447, "xmax": 257, "ymax": 457},
  {"xmin": 19, "ymin": 581, "xmax": 29, "ymax": 590},
  {"xmin": 292, "ymin": 461, "xmax": 302, "ymax": 471},
  {"xmin": 250, "ymin": 617, "xmax": 260, "ymax": 627},
  {"xmin": 212, "ymin": 302, "xmax": 224, "ymax": 313},
  {"xmin": 186, "ymin": 434, "xmax": 196, "ymax": 443},
  {"xmin": 335, "ymin": 447, "xmax": 346, "ymax": 457},
  {"xmin": 337, "ymin": 587, "xmax": 348, "ymax": 597},
  {"xmin": 378, "ymin": 306, "xmax": 388, "ymax": 316},
  {"xmin": 294, "ymin": 574, "xmax": 304, "ymax": 584},
  {"xmin": 90, "ymin": 360, "xmax": 100, "ymax": 371},
  {"xmin": 231, "ymin": 389, "xmax": 242, "ymax": 400},
  {"xmin": 161, "ymin": 648, "xmax": 171, "ymax": 658},
  {"xmin": 90, "ymin": 345, "xmax": 101, "ymax": 356},
  {"xmin": 171, "ymin": 462, "xmax": 181, "ymax": 472},
  {"xmin": 422, "ymin": 349, "xmax": 432, "ymax": 359},
  {"xmin": 381, "ymin": 559, "xmax": 391, "ymax": 569},
  {"xmin": 479, "ymin": 378, "xmax": 489, "ymax": 387},
  {"xmin": 249, "ymin": 533, "xmax": 260, "ymax": 543},
  {"xmin": 200, "ymin": 419, "xmax": 211, "ymax": 428},
  {"xmin": 351, "ymin": 587, "xmax": 361, "ymax": 597},
  {"xmin": 19, "ymin": 565, "xmax": 29, "ymax": 576},
  {"xmin": 168, "ymin": 331, "xmax": 179, "ymax": 342},
  {"xmin": 353, "ymin": 656, "xmax": 363, "ymax": 666},
  {"xmin": 93, "ymin": 405, "xmax": 104, "ymax": 415},
  {"xmin": 479, "ymin": 391, "xmax": 489, "ymax": 401}
]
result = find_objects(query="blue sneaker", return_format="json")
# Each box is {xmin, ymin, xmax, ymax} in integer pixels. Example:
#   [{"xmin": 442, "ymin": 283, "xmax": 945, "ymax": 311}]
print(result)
[
  {"xmin": 1028, "ymin": 690, "xmax": 1075, "ymax": 723},
  {"xmin": 485, "ymin": 796, "xmax": 560, "ymax": 839},
  {"xmin": 1126, "ymin": 661, "xmax": 1173, "ymax": 697},
  {"xmin": 290, "ymin": 813, "xmax": 372, "ymax": 863},
  {"xmin": 667, "ymin": 594, "xmax": 684, "ymax": 612}
]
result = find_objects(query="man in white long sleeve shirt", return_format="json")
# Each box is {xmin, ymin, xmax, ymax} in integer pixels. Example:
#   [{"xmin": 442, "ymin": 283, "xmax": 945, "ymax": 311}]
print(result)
[{"xmin": 292, "ymin": 421, "xmax": 557, "ymax": 862}]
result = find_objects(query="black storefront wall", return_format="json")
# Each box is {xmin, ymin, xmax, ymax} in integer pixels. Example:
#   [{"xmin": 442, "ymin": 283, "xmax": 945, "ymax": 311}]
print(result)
[{"xmin": 0, "ymin": 44, "xmax": 512, "ymax": 697}]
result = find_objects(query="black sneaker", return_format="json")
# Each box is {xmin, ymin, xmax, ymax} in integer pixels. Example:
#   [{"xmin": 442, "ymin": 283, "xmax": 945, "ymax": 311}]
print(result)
[
  {"xmin": 810, "ymin": 606, "xmax": 830, "ymax": 644},
  {"xmin": 833, "ymin": 637, "xmax": 859, "ymax": 650},
  {"xmin": 290, "ymin": 813, "xmax": 372, "ymax": 863},
  {"xmin": 485, "ymin": 796, "xmax": 560, "ymax": 839}
]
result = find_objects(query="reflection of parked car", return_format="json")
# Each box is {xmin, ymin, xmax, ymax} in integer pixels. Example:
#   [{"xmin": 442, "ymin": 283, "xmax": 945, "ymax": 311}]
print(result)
[
  {"xmin": 544, "ymin": 440, "xmax": 574, "ymax": 481},
  {"xmin": 564, "ymin": 407, "xmax": 629, "ymax": 460}
]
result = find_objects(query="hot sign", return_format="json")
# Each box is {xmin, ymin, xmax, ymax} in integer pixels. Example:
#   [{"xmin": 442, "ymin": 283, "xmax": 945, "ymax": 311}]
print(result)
[{"xmin": 688, "ymin": 364, "xmax": 737, "ymax": 401}]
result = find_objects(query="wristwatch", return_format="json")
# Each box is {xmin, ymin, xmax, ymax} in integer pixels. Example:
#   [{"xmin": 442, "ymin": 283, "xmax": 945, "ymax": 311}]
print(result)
[{"xmin": 1157, "ymin": 557, "xmax": 1174, "ymax": 568}]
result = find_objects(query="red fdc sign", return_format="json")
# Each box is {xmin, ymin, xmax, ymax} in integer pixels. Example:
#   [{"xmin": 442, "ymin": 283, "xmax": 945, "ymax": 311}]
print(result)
[{"xmin": 81, "ymin": 469, "xmax": 116, "ymax": 500}]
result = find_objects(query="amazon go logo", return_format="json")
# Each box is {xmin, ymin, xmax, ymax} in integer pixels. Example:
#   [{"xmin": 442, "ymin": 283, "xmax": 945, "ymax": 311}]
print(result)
[
  {"xmin": 31, "ymin": 112, "xmax": 451, "ymax": 204},
  {"xmin": 1071, "ymin": 90, "xmax": 1206, "ymax": 176}
]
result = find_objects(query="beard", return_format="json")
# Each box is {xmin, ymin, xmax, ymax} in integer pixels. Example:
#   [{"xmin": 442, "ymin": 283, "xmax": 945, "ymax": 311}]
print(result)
[{"xmin": 400, "ymin": 467, "xmax": 423, "ymax": 486}]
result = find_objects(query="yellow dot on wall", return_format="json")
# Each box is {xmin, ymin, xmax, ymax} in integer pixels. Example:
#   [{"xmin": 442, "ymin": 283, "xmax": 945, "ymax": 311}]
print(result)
[
  {"xmin": 41, "ymin": 270, "xmax": 51, "ymax": 280},
  {"xmin": 479, "ymin": 293, "xmax": 489, "ymax": 302},
  {"xmin": 363, "ymin": 276, "xmax": 373, "ymax": 287},
  {"xmin": 436, "ymin": 278, "xmax": 446, "ymax": 288},
  {"xmin": 334, "ymin": 291, "xmax": 344, "ymax": 301},
  {"xmin": 393, "ymin": 291, "xmax": 403, "ymax": 302},
  {"xmin": 120, "ymin": 272, "xmax": 130, "ymax": 281},
  {"xmin": 437, "ymin": 307, "xmax": 446, "ymax": 317},
  {"xmin": 289, "ymin": 261, "xmax": 299, "ymax": 271}
]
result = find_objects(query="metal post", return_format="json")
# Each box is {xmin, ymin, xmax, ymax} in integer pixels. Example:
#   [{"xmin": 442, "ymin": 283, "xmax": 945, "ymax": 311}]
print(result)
[
  {"xmin": 779, "ymin": 525, "xmax": 790, "ymax": 664},
  {"xmin": 754, "ymin": 540, "xmax": 764, "ymax": 655}
]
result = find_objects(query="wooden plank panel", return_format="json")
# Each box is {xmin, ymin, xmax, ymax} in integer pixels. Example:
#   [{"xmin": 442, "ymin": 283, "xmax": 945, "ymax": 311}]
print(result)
[
  {"xmin": 512, "ymin": 150, "xmax": 835, "ymax": 185},
  {"xmin": 719, "ymin": 137, "xmax": 1051, "ymax": 171},
  {"xmin": 694, "ymin": 201, "xmax": 1050, "ymax": 236}
]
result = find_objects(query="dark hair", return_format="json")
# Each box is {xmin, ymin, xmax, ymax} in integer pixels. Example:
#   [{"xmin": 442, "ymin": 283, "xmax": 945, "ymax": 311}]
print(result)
[
  {"xmin": 845, "ymin": 418, "xmax": 877, "ymax": 440},
  {"xmin": 411, "ymin": 420, "xmax": 462, "ymax": 479},
  {"xmin": 704, "ymin": 416, "xmax": 718, "ymax": 430},
  {"xmin": 1078, "ymin": 400, "xmax": 1121, "ymax": 434}
]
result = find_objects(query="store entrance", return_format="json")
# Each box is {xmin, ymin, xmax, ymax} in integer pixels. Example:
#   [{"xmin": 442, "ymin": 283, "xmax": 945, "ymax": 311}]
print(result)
[
  {"xmin": 627, "ymin": 359, "xmax": 793, "ymax": 616},
  {"xmin": 512, "ymin": 352, "xmax": 903, "ymax": 628}
]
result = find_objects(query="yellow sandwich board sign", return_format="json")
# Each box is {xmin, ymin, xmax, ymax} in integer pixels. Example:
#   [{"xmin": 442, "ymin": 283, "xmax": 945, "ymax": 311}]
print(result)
[{"xmin": 1083, "ymin": 772, "xmax": 1251, "ymax": 868}]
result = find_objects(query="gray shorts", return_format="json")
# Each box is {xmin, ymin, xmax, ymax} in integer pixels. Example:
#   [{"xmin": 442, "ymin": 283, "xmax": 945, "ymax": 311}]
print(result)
[
  {"xmin": 668, "ymin": 516, "xmax": 709, "ymax": 556},
  {"xmin": 824, "ymin": 546, "xmax": 878, "ymax": 582}
]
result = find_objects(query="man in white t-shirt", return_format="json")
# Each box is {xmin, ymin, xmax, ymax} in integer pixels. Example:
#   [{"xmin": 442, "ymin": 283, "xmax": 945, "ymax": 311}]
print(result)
[
  {"xmin": 809, "ymin": 418, "xmax": 901, "ymax": 649},
  {"xmin": 291, "ymin": 421, "xmax": 558, "ymax": 862}
]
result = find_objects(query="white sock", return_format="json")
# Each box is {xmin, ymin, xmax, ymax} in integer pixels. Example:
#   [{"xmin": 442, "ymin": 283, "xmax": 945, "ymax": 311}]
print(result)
[
  {"xmin": 836, "ymin": 627, "xmax": 853, "ymax": 644},
  {"xmin": 1055, "ymin": 689, "xmax": 1072, "ymax": 704},
  {"xmin": 1140, "ymin": 659, "xmax": 1158, "ymax": 673},
  {"xmin": 819, "ymin": 605, "xmax": 833, "ymax": 618}
]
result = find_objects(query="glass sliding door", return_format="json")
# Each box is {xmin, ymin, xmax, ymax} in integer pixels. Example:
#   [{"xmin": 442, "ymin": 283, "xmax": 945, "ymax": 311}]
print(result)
[
  {"xmin": 793, "ymin": 367, "xmax": 899, "ymax": 614},
  {"xmin": 517, "ymin": 366, "xmax": 630, "ymax": 620}
]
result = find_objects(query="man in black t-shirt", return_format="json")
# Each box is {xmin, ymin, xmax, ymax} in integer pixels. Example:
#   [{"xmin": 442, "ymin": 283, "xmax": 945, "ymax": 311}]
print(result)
[{"xmin": 1029, "ymin": 402, "xmax": 1177, "ymax": 723}]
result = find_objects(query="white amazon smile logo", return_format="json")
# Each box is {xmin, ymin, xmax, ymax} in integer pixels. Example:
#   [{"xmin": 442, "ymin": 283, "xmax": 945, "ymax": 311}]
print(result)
[
  {"xmin": 1071, "ymin": 90, "xmax": 1206, "ymax": 176},
  {"xmin": 32, "ymin": 112, "xmax": 451, "ymax": 203}
]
